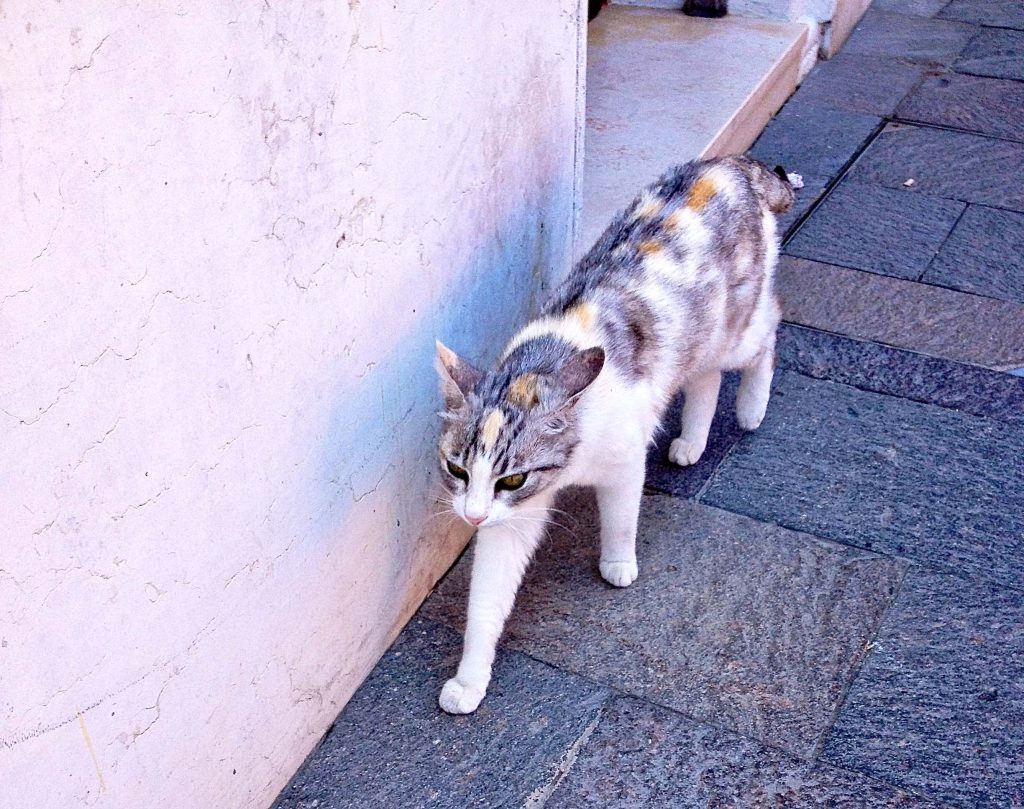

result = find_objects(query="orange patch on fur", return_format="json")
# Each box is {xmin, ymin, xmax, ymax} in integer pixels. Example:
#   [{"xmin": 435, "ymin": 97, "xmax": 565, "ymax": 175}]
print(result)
[
  {"xmin": 686, "ymin": 175, "xmax": 717, "ymax": 211},
  {"xmin": 638, "ymin": 240, "xmax": 663, "ymax": 256},
  {"xmin": 567, "ymin": 301, "xmax": 598, "ymax": 331},
  {"xmin": 507, "ymin": 373, "xmax": 540, "ymax": 409}
]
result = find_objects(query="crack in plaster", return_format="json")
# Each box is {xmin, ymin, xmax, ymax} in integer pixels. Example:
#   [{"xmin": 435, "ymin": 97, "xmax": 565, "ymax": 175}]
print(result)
[
  {"xmin": 30, "ymin": 207, "xmax": 65, "ymax": 264},
  {"xmin": 1, "ymin": 611, "xmax": 223, "ymax": 751},
  {"xmin": 109, "ymin": 484, "xmax": 170, "ymax": 522},
  {"xmin": 70, "ymin": 418, "xmax": 122, "ymax": 475},
  {"xmin": 61, "ymin": 35, "xmax": 111, "ymax": 98},
  {"xmin": 7, "ymin": 289, "xmax": 200, "ymax": 426}
]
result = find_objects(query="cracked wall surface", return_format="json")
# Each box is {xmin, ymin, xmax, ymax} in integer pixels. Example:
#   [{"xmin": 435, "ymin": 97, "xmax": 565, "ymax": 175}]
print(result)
[{"xmin": 0, "ymin": 2, "xmax": 584, "ymax": 806}]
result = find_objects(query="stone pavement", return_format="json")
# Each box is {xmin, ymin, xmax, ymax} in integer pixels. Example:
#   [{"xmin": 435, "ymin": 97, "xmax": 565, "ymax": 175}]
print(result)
[{"xmin": 274, "ymin": 2, "xmax": 1024, "ymax": 806}]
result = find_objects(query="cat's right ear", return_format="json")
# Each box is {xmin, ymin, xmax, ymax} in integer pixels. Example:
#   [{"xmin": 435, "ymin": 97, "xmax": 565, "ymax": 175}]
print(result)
[{"xmin": 435, "ymin": 340, "xmax": 482, "ymax": 409}]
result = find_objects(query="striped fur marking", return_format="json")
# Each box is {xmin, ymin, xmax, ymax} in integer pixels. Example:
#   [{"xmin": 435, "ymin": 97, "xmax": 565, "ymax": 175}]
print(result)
[
  {"xmin": 480, "ymin": 408, "xmax": 505, "ymax": 453},
  {"xmin": 630, "ymin": 192, "xmax": 665, "ymax": 221},
  {"xmin": 505, "ymin": 303, "xmax": 602, "ymax": 356},
  {"xmin": 507, "ymin": 373, "xmax": 541, "ymax": 409}
]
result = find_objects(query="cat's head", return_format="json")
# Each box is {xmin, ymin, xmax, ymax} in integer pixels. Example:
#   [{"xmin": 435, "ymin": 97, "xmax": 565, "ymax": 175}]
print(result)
[{"xmin": 434, "ymin": 339, "xmax": 604, "ymax": 528}]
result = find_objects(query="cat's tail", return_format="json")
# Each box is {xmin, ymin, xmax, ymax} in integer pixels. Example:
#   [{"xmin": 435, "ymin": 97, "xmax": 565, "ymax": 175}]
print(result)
[{"xmin": 737, "ymin": 157, "xmax": 800, "ymax": 215}]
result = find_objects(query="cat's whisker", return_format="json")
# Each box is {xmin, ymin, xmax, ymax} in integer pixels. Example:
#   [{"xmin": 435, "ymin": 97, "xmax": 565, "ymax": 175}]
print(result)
[{"xmin": 424, "ymin": 507, "xmax": 459, "ymax": 529}]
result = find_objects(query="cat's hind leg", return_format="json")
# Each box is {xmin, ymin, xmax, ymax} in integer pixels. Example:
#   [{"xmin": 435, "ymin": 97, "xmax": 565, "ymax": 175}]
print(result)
[
  {"xmin": 735, "ymin": 332, "xmax": 775, "ymax": 431},
  {"xmin": 668, "ymin": 370, "xmax": 721, "ymax": 467},
  {"xmin": 439, "ymin": 507, "xmax": 547, "ymax": 715}
]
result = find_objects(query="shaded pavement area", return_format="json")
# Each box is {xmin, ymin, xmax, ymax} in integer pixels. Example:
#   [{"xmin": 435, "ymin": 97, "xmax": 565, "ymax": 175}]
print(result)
[{"xmin": 275, "ymin": 1, "xmax": 1024, "ymax": 805}]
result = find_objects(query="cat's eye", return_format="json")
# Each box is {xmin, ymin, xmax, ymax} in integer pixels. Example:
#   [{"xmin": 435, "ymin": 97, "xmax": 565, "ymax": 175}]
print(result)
[
  {"xmin": 446, "ymin": 460, "xmax": 469, "ymax": 482},
  {"xmin": 495, "ymin": 473, "xmax": 527, "ymax": 492}
]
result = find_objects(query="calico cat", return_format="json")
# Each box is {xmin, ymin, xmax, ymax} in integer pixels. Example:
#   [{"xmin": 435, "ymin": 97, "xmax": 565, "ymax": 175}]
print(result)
[{"xmin": 434, "ymin": 156, "xmax": 798, "ymax": 714}]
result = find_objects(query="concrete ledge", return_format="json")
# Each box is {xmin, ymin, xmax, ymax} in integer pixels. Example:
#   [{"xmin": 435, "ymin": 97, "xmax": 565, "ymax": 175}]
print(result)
[
  {"xmin": 611, "ymin": 0, "xmax": 870, "ymax": 59},
  {"xmin": 702, "ymin": 26, "xmax": 808, "ymax": 157},
  {"xmin": 582, "ymin": 6, "xmax": 808, "ymax": 248}
]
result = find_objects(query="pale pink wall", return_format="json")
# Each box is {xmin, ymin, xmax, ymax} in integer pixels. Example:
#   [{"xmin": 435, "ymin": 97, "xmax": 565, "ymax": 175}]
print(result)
[{"xmin": 0, "ymin": 2, "xmax": 584, "ymax": 806}]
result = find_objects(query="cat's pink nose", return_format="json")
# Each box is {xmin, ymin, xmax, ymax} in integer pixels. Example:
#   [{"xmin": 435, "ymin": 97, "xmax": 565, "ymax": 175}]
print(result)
[{"xmin": 466, "ymin": 512, "xmax": 488, "ymax": 526}]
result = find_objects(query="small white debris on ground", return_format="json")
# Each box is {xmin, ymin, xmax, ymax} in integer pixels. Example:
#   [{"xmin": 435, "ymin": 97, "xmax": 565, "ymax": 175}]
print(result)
[
  {"xmin": 786, "ymin": 172, "xmax": 804, "ymax": 189},
  {"xmin": 903, "ymin": 178, "xmax": 916, "ymax": 187}
]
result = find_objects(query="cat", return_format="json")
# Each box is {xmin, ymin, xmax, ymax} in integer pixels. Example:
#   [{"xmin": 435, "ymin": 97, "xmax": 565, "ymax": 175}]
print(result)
[{"xmin": 434, "ymin": 155, "xmax": 798, "ymax": 715}]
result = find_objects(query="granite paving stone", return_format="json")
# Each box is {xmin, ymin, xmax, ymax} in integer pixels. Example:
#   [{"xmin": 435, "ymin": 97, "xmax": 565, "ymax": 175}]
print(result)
[
  {"xmin": 924, "ymin": 204, "xmax": 1024, "ymax": 304},
  {"xmin": 747, "ymin": 104, "xmax": 881, "ymax": 235},
  {"xmin": 784, "ymin": 181, "xmax": 965, "ymax": 280},
  {"xmin": 872, "ymin": 0, "xmax": 951, "ymax": 16},
  {"xmin": 848, "ymin": 123, "xmax": 1024, "ymax": 212},
  {"xmin": 954, "ymin": 27, "xmax": 1024, "ymax": 80},
  {"xmin": 842, "ymin": 9, "xmax": 977, "ymax": 65},
  {"xmin": 897, "ymin": 73, "xmax": 1024, "ymax": 142},
  {"xmin": 776, "ymin": 256, "xmax": 1024, "ymax": 370},
  {"xmin": 644, "ymin": 374, "xmax": 743, "ymax": 499},
  {"xmin": 547, "ymin": 696, "xmax": 944, "ymax": 808},
  {"xmin": 788, "ymin": 53, "xmax": 925, "ymax": 116},
  {"xmin": 701, "ymin": 371, "xmax": 1024, "ymax": 589},
  {"xmin": 273, "ymin": 617, "xmax": 610, "ymax": 809},
  {"xmin": 939, "ymin": 0, "xmax": 1024, "ymax": 30},
  {"xmin": 822, "ymin": 569, "xmax": 1024, "ymax": 807},
  {"xmin": 776, "ymin": 324, "xmax": 1024, "ymax": 425},
  {"xmin": 422, "ymin": 493, "xmax": 906, "ymax": 757}
]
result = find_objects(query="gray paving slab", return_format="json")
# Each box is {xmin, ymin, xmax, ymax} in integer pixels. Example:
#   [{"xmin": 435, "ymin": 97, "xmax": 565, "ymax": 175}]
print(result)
[
  {"xmin": 423, "ymin": 493, "xmax": 906, "ymax": 757},
  {"xmin": 939, "ymin": 0, "xmax": 1024, "ymax": 30},
  {"xmin": 748, "ymin": 104, "xmax": 881, "ymax": 235},
  {"xmin": 822, "ymin": 568, "xmax": 1024, "ymax": 808},
  {"xmin": 777, "ymin": 256, "xmax": 1024, "ymax": 370},
  {"xmin": 702, "ymin": 371, "xmax": 1024, "ymax": 589},
  {"xmin": 897, "ymin": 72, "xmax": 1024, "ymax": 141},
  {"xmin": 872, "ymin": 0, "xmax": 951, "ymax": 15},
  {"xmin": 547, "ymin": 696, "xmax": 945, "ymax": 808},
  {"xmin": 789, "ymin": 52, "xmax": 925, "ymax": 115},
  {"xmin": 924, "ymin": 204, "xmax": 1024, "ymax": 304},
  {"xmin": 776, "ymin": 324, "xmax": 1024, "ymax": 425},
  {"xmin": 955, "ymin": 27, "xmax": 1024, "ymax": 80},
  {"xmin": 644, "ymin": 374, "xmax": 743, "ymax": 499},
  {"xmin": 842, "ymin": 9, "xmax": 977, "ymax": 64},
  {"xmin": 784, "ymin": 181, "xmax": 965, "ymax": 280},
  {"xmin": 847, "ymin": 123, "xmax": 1024, "ymax": 211},
  {"xmin": 273, "ymin": 617, "xmax": 610, "ymax": 809}
]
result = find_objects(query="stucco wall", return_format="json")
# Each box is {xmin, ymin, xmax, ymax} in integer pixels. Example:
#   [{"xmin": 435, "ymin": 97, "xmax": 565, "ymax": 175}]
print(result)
[{"xmin": 0, "ymin": 2, "xmax": 584, "ymax": 807}]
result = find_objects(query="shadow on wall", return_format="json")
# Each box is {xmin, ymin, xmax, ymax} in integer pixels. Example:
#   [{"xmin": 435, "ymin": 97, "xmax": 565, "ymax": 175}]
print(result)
[{"xmin": 310, "ymin": 190, "xmax": 560, "ymax": 569}]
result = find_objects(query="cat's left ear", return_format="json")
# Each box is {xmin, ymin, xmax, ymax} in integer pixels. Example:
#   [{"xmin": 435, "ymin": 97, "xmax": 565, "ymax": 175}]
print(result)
[
  {"xmin": 435, "ymin": 340, "xmax": 482, "ymax": 408},
  {"xmin": 554, "ymin": 346, "xmax": 605, "ymax": 405}
]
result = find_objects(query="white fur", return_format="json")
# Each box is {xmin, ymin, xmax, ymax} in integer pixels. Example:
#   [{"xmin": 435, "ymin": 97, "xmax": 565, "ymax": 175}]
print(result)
[
  {"xmin": 460, "ymin": 456, "xmax": 502, "ymax": 526},
  {"xmin": 439, "ymin": 494, "xmax": 551, "ymax": 714}
]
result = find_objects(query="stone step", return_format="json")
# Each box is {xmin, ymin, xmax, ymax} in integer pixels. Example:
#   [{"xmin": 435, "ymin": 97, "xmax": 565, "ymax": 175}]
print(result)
[
  {"xmin": 580, "ymin": 5, "xmax": 809, "ymax": 249},
  {"xmin": 609, "ymin": 0, "xmax": 870, "ymax": 57}
]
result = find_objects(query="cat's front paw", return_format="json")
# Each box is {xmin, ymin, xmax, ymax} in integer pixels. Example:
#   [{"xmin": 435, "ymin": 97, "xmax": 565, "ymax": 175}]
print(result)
[
  {"xmin": 600, "ymin": 558, "xmax": 639, "ymax": 587},
  {"xmin": 439, "ymin": 677, "xmax": 486, "ymax": 715},
  {"xmin": 668, "ymin": 436, "xmax": 706, "ymax": 467}
]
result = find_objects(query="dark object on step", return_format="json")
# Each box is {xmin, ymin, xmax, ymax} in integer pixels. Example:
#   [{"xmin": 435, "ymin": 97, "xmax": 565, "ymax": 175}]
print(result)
[
  {"xmin": 683, "ymin": 0, "xmax": 728, "ymax": 18},
  {"xmin": 588, "ymin": 0, "xmax": 604, "ymax": 22}
]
